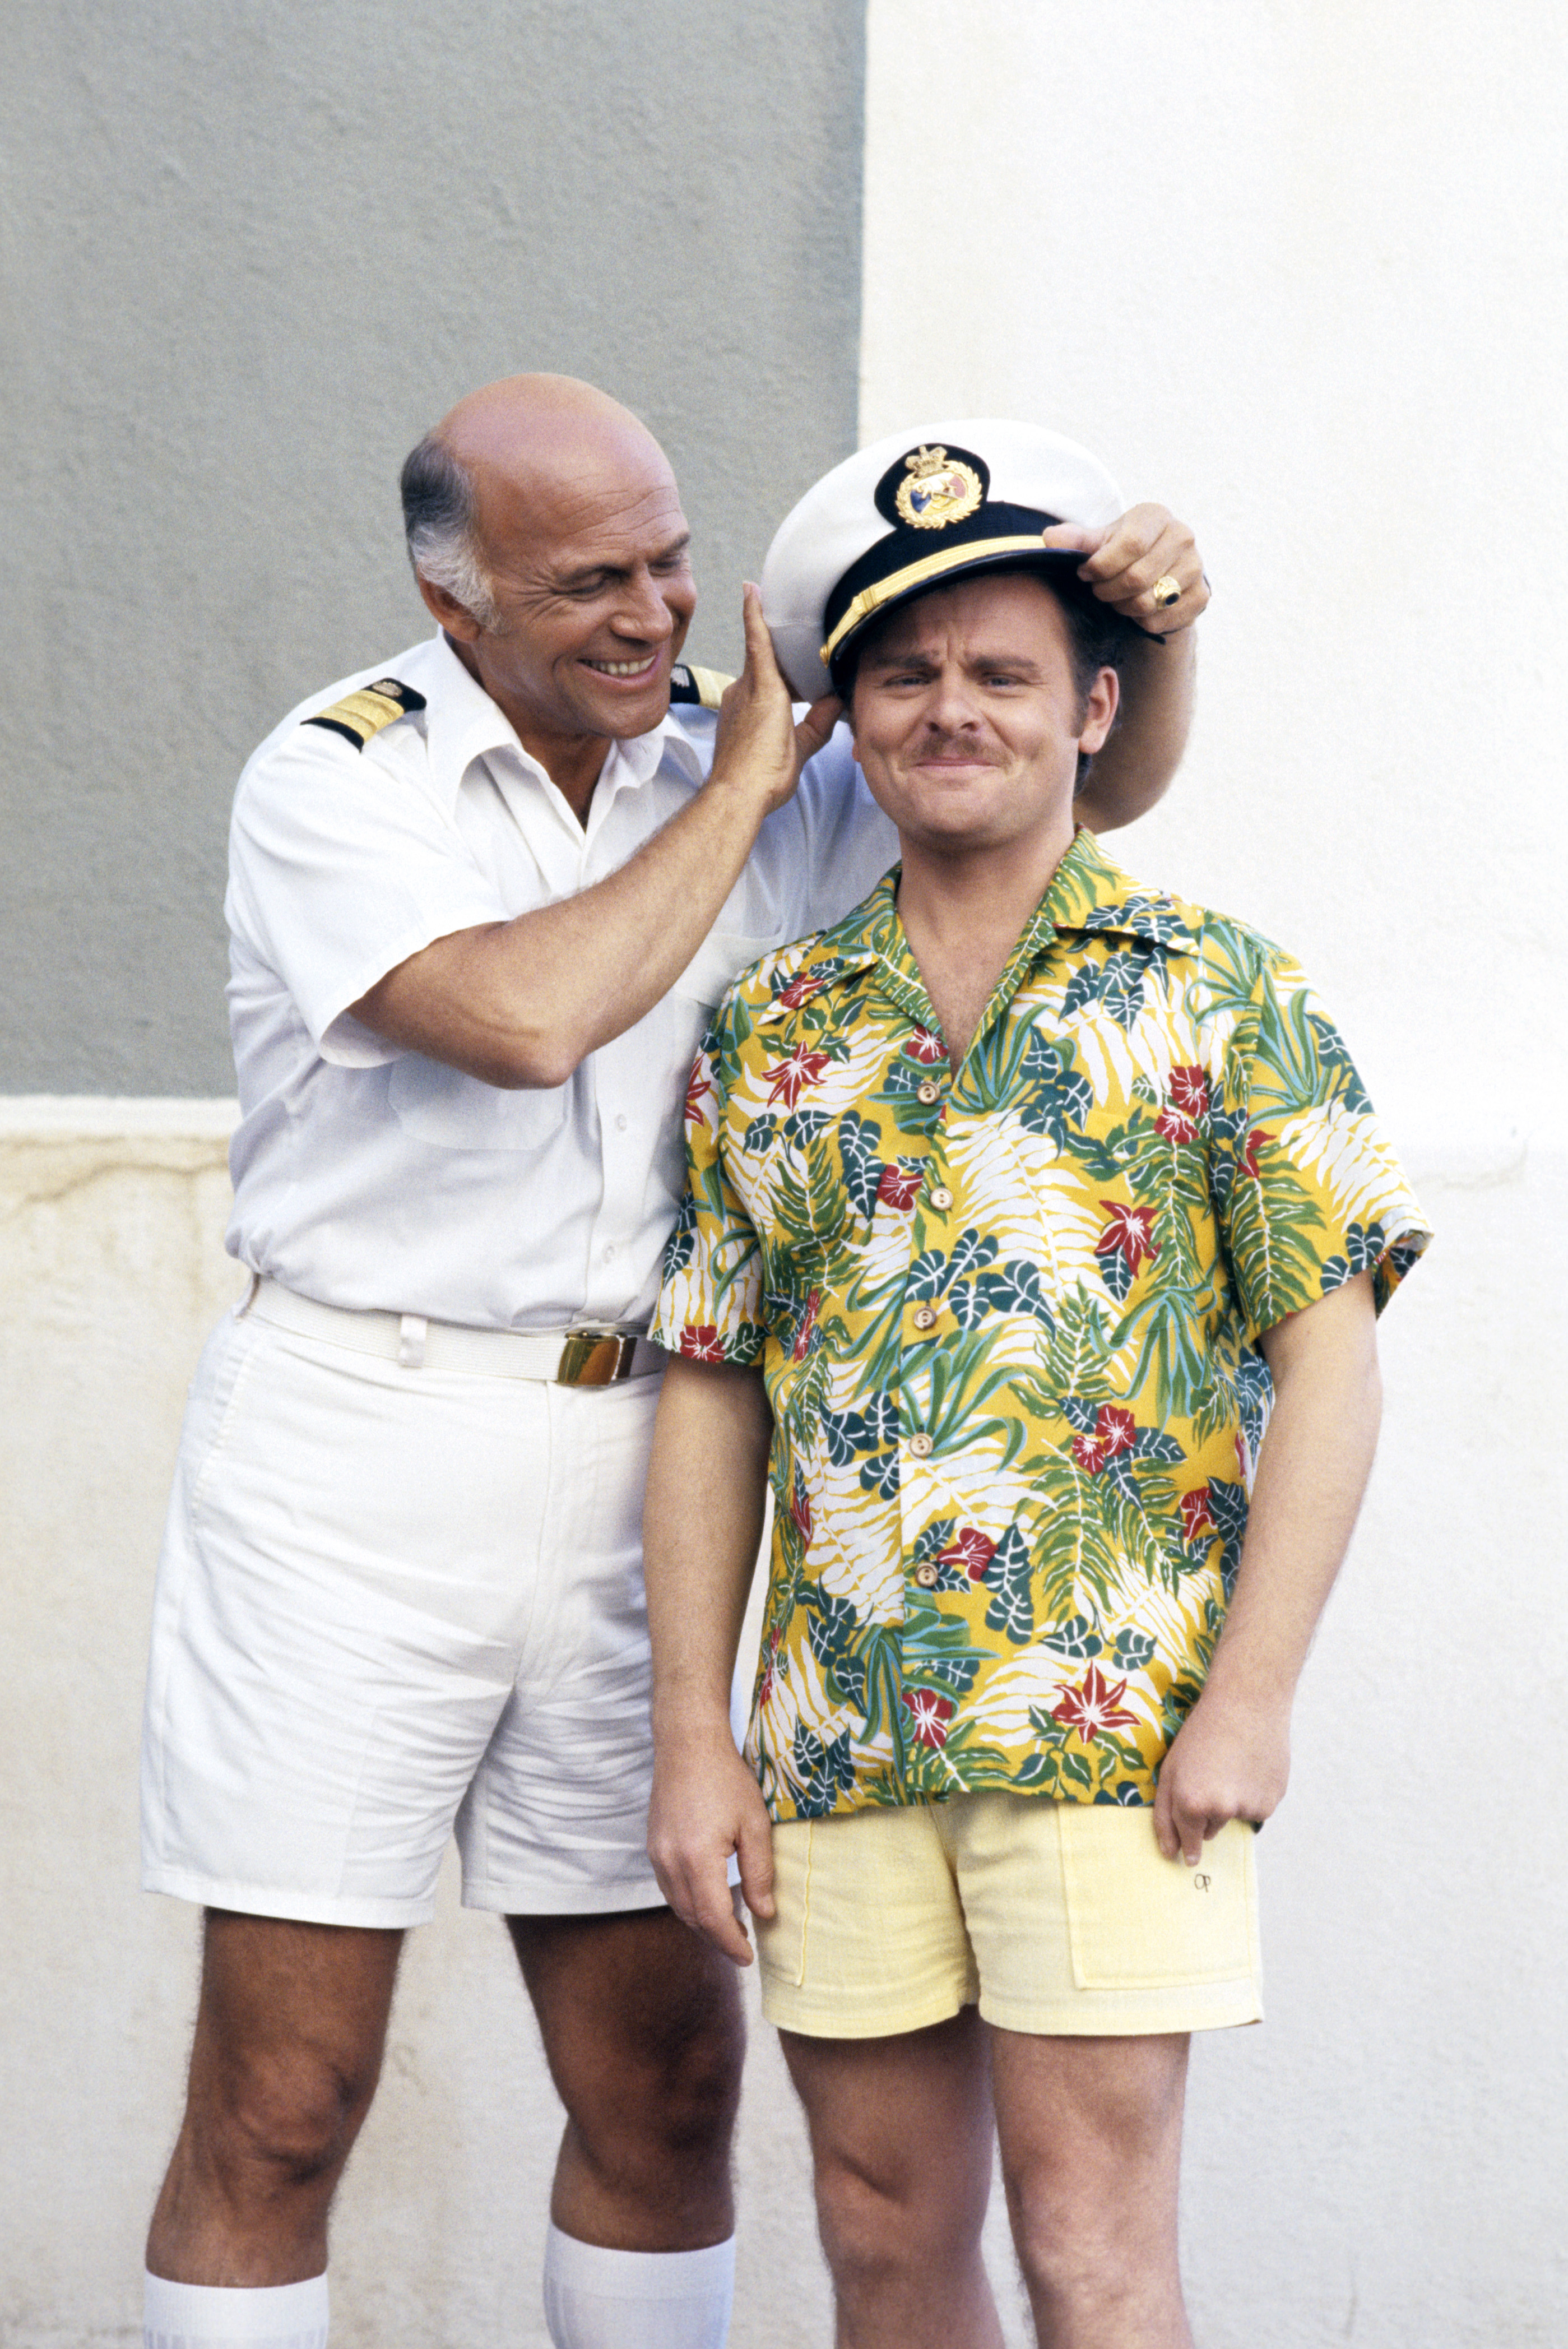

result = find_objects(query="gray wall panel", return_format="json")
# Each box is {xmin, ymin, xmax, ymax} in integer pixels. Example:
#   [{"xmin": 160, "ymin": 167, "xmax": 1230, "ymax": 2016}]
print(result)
[{"xmin": 2, "ymin": 1, "xmax": 866, "ymax": 1092}]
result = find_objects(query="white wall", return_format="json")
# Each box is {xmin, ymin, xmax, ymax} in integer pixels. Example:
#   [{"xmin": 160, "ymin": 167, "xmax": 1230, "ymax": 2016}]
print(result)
[{"xmin": 862, "ymin": 4, "xmax": 1567, "ymax": 2341}]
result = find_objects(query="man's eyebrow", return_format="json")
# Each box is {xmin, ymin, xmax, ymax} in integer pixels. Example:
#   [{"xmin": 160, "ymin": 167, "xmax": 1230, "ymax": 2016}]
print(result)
[
  {"xmin": 860, "ymin": 645, "xmax": 936, "ymax": 672},
  {"xmin": 551, "ymin": 531, "xmax": 692, "ymax": 590}
]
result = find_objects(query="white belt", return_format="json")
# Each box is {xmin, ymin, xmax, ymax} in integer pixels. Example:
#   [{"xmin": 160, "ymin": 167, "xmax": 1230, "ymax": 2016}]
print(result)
[{"xmin": 245, "ymin": 1276, "xmax": 666, "ymax": 1384}]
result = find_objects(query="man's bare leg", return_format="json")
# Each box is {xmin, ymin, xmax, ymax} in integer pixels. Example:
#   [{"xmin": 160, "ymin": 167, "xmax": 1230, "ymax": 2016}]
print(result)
[
  {"xmin": 146, "ymin": 1912, "xmax": 403, "ymax": 2285},
  {"xmin": 991, "ymin": 2029, "xmax": 1193, "ymax": 2349},
  {"xmin": 508, "ymin": 1906, "xmax": 743, "ymax": 2250},
  {"xmin": 777, "ymin": 2008, "xmax": 1004, "ymax": 2349}
]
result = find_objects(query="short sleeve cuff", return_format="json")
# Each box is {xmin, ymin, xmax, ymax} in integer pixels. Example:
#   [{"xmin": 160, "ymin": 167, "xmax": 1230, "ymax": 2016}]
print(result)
[
  {"xmin": 649, "ymin": 1315, "xmax": 768, "ymax": 1366},
  {"xmin": 303, "ymin": 893, "xmax": 509, "ymax": 1064}
]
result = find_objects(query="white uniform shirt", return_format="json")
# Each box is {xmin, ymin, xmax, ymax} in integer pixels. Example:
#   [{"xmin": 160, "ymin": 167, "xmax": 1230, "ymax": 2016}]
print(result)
[{"xmin": 225, "ymin": 631, "xmax": 896, "ymax": 1329}]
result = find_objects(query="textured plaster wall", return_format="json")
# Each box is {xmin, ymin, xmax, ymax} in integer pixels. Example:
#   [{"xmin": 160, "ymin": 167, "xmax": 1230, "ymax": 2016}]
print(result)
[
  {"xmin": 862, "ymin": 4, "xmax": 1567, "ymax": 2343},
  {"xmin": 2, "ymin": 0, "xmax": 866, "ymax": 1094}
]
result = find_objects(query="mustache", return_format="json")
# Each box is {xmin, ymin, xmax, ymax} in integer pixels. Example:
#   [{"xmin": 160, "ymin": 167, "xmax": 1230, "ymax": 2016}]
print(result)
[{"xmin": 911, "ymin": 728, "xmax": 1004, "ymax": 763}]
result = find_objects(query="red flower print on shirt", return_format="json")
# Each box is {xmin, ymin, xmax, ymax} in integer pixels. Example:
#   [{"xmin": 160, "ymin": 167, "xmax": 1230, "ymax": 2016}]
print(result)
[
  {"xmin": 1072, "ymin": 1433, "xmax": 1107, "ymax": 1475},
  {"xmin": 1155, "ymin": 1104, "xmax": 1197, "ymax": 1144},
  {"xmin": 1168, "ymin": 1066, "xmax": 1210, "ymax": 1119},
  {"xmin": 904, "ymin": 1026, "xmax": 948, "ymax": 1064},
  {"xmin": 792, "ymin": 1288, "xmax": 820, "ymax": 1362},
  {"xmin": 1095, "ymin": 1201, "xmax": 1159, "ymax": 1274},
  {"xmin": 766, "ymin": 1045, "xmax": 830, "ymax": 1109},
  {"xmin": 939, "ymin": 1528, "xmax": 996, "ymax": 1581},
  {"xmin": 1095, "ymin": 1404, "xmax": 1138, "ymax": 1457},
  {"xmin": 1241, "ymin": 1128, "xmax": 1274, "ymax": 1180},
  {"xmin": 776, "ymin": 970, "xmax": 823, "ymax": 1010},
  {"xmin": 1179, "ymin": 1486, "xmax": 1216, "ymax": 1545},
  {"xmin": 877, "ymin": 1162, "xmax": 921, "ymax": 1211},
  {"xmin": 758, "ymin": 1626, "xmax": 783, "ymax": 1707},
  {"xmin": 789, "ymin": 1480, "xmax": 813, "ymax": 1545},
  {"xmin": 1050, "ymin": 1663, "xmax": 1141, "ymax": 1746},
  {"xmin": 683, "ymin": 1059, "xmax": 712, "ymax": 1125},
  {"xmin": 902, "ymin": 1687, "xmax": 955, "ymax": 1749},
  {"xmin": 678, "ymin": 1324, "xmax": 726, "ymax": 1362}
]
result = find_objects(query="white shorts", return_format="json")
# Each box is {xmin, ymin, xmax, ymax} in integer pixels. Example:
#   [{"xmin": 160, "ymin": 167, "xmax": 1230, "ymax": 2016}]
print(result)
[{"xmin": 141, "ymin": 1300, "xmax": 669, "ymax": 1927}]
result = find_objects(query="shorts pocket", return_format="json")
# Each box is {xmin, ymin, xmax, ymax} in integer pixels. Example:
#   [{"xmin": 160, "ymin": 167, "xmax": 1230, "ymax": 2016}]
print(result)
[{"xmin": 1059, "ymin": 1808, "xmax": 1257, "ymax": 1990}]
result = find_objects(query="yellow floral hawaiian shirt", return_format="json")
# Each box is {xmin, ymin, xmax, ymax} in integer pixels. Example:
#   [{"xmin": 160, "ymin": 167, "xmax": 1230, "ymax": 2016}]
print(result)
[{"xmin": 651, "ymin": 829, "xmax": 1430, "ymax": 1823}]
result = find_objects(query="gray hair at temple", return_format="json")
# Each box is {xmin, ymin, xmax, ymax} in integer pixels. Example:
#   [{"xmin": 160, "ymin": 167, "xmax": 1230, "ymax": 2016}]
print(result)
[{"xmin": 399, "ymin": 433, "xmax": 500, "ymax": 629}]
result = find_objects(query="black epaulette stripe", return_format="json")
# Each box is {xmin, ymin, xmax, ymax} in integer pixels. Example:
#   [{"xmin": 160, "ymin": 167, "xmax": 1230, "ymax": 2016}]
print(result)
[
  {"xmin": 669, "ymin": 662, "xmax": 734, "ymax": 711},
  {"xmin": 308, "ymin": 717, "xmax": 370, "ymax": 750},
  {"xmin": 301, "ymin": 676, "xmax": 428, "ymax": 751}
]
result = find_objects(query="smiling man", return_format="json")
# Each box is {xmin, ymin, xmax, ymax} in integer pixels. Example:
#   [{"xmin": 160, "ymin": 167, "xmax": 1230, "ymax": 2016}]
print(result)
[
  {"xmin": 138, "ymin": 379, "xmax": 1211, "ymax": 2349},
  {"xmin": 644, "ymin": 423, "xmax": 1431, "ymax": 2348}
]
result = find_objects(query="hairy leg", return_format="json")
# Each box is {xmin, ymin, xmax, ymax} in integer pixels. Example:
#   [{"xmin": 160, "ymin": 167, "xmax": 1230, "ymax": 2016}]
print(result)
[
  {"xmin": 778, "ymin": 2008, "xmax": 1004, "ymax": 2349},
  {"xmin": 146, "ymin": 1911, "xmax": 402, "ymax": 2287},
  {"xmin": 509, "ymin": 1906, "xmax": 743, "ymax": 2251},
  {"xmin": 991, "ymin": 2029, "xmax": 1192, "ymax": 2349}
]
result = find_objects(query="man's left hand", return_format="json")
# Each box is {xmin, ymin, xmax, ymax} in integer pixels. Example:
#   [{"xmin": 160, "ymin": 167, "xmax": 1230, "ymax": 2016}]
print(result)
[
  {"xmin": 1040, "ymin": 503, "xmax": 1209, "ymax": 637},
  {"xmin": 1152, "ymin": 1687, "xmax": 1290, "ymax": 1866}
]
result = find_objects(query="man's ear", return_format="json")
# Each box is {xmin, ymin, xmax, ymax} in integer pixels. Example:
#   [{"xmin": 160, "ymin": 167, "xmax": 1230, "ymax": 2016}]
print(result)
[
  {"xmin": 1078, "ymin": 665, "xmax": 1119, "ymax": 757},
  {"xmin": 415, "ymin": 570, "xmax": 485, "ymax": 643}
]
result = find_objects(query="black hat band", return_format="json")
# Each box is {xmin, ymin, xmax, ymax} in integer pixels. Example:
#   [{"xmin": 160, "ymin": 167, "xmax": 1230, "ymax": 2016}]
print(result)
[{"xmin": 821, "ymin": 502, "xmax": 1071, "ymax": 676}]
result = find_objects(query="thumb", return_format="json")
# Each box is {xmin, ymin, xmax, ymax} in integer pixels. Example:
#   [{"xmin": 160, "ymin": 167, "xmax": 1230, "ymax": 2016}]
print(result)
[
  {"xmin": 739, "ymin": 580, "xmax": 781, "ymax": 683},
  {"xmin": 1152, "ymin": 1771, "xmax": 1180, "ymax": 1862},
  {"xmin": 736, "ymin": 1805, "xmax": 776, "ymax": 1921},
  {"xmin": 1038, "ymin": 520, "xmax": 1103, "ymax": 559},
  {"xmin": 794, "ymin": 691, "xmax": 843, "ymax": 765}
]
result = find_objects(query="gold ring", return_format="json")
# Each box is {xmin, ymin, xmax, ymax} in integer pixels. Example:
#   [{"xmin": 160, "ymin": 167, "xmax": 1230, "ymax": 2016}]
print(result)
[{"xmin": 1151, "ymin": 574, "xmax": 1181, "ymax": 609}]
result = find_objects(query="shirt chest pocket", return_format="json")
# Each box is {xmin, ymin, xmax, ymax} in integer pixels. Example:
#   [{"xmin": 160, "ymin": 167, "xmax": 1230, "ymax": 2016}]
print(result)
[
  {"xmin": 670, "ymin": 928, "xmax": 782, "ymax": 1021},
  {"xmin": 387, "ymin": 1054, "xmax": 569, "ymax": 1151},
  {"xmin": 661, "ymin": 928, "xmax": 782, "ymax": 1101}
]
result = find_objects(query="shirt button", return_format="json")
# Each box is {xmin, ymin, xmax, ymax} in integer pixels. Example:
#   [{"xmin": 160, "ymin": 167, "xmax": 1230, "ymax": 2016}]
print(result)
[
  {"xmin": 615, "ymin": 1113, "xmax": 629, "ymax": 1132},
  {"xmin": 602, "ymin": 1244, "xmax": 617, "ymax": 1261},
  {"xmin": 917, "ymin": 1081, "xmax": 941, "ymax": 1105},
  {"xmin": 907, "ymin": 1432, "xmax": 934, "ymax": 1458},
  {"xmin": 927, "ymin": 1185, "xmax": 953, "ymax": 1211},
  {"xmin": 912, "ymin": 1304, "xmax": 938, "ymax": 1331},
  {"xmin": 914, "ymin": 1562, "xmax": 939, "ymax": 1588}
]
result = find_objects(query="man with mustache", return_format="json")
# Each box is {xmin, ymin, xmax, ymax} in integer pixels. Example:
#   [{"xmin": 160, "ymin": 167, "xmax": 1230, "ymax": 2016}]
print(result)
[
  {"xmin": 139, "ymin": 376, "xmax": 1207, "ymax": 2349},
  {"xmin": 644, "ymin": 421, "xmax": 1428, "ymax": 2347}
]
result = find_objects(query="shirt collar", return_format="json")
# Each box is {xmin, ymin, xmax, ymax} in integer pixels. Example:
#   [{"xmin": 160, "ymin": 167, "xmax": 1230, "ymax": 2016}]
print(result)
[
  {"xmin": 1039, "ymin": 826, "xmax": 1200, "ymax": 956},
  {"xmin": 414, "ymin": 631, "xmax": 706, "ymax": 814},
  {"xmin": 754, "ymin": 826, "xmax": 1198, "ymax": 1035}
]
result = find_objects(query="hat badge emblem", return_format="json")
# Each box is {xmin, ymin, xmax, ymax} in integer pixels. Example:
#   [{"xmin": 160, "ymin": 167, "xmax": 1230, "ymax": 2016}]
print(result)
[{"xmin": 894, "ymin": 444, "xmax": 984, "ymax": 531}]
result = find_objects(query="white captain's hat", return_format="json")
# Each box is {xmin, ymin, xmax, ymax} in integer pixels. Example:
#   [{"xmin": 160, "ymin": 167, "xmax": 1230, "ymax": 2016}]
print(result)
[{"xmin": 760, "ymin": 418, "xmax": 1124, "ymax": 701}]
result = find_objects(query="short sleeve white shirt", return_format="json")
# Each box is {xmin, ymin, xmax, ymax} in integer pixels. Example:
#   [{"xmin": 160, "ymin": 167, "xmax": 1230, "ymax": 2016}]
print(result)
[{"xmin": 225, "ymin": 632, "xmax": 896, "ymax": 1328}]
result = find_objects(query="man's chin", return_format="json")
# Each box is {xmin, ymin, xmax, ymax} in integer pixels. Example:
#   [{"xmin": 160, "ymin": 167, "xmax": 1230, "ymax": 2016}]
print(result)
[{"xmin": 572, "ymin": 674, "xmax": 672, "ymax": 739}]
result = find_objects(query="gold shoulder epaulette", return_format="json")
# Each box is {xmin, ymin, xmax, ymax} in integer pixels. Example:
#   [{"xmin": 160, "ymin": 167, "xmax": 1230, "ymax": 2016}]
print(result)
[
  {"xmin": 669, "ymin": 662, "xmax": 734, "ymax": 711},
  {"xmin": 302, "ymin": 676, "xmax": 426, "ymax": 750}
]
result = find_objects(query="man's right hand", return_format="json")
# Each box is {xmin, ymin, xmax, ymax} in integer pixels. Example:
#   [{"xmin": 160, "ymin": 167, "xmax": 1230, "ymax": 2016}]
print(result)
[
  {"xmin": 708, "ymin": 582, "xmax": 842, "ymax": 816},
  {"xmin": 648, "ymin": 1723, "xmax": 777, "ymax": 1968}
]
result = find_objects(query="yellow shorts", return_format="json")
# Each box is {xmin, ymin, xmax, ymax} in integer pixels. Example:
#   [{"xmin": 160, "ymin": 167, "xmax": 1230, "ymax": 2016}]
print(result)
[{"xmin": 755, "ymin": 1792, "xmax": 1263, "ymax": 2040}]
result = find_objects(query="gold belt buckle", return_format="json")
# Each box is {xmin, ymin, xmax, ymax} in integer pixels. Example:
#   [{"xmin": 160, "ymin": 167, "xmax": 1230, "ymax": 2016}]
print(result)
[{"xmin": 557, "ymin": 1328, "xmax": 638, "ymax": 1387}]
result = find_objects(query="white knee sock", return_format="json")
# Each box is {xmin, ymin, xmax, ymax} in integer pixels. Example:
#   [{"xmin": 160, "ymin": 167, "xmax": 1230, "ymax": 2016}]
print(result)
[
  {"xmin": 542, "ymin": 2225, "xmax": 735, "ymax": 2349},
  {"xmin": 143, "ymin": 2269, "xmax": 329, "ymax": 2349}
]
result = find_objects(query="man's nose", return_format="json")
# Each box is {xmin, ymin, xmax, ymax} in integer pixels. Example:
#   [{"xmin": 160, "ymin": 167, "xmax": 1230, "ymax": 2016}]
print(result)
[
  {"xmin": 922, "ymin": 666, "xmax": 983, "ymax": 730},
  {"xmin": 611, "ymin": 569, "xmax": 678, "ymax": 642}
]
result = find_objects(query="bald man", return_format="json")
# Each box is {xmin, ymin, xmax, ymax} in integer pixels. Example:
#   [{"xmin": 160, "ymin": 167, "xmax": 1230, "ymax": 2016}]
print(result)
[{"xmin": 137, "ymin": 376, "xmax": 1210, "ymax": 2349}]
